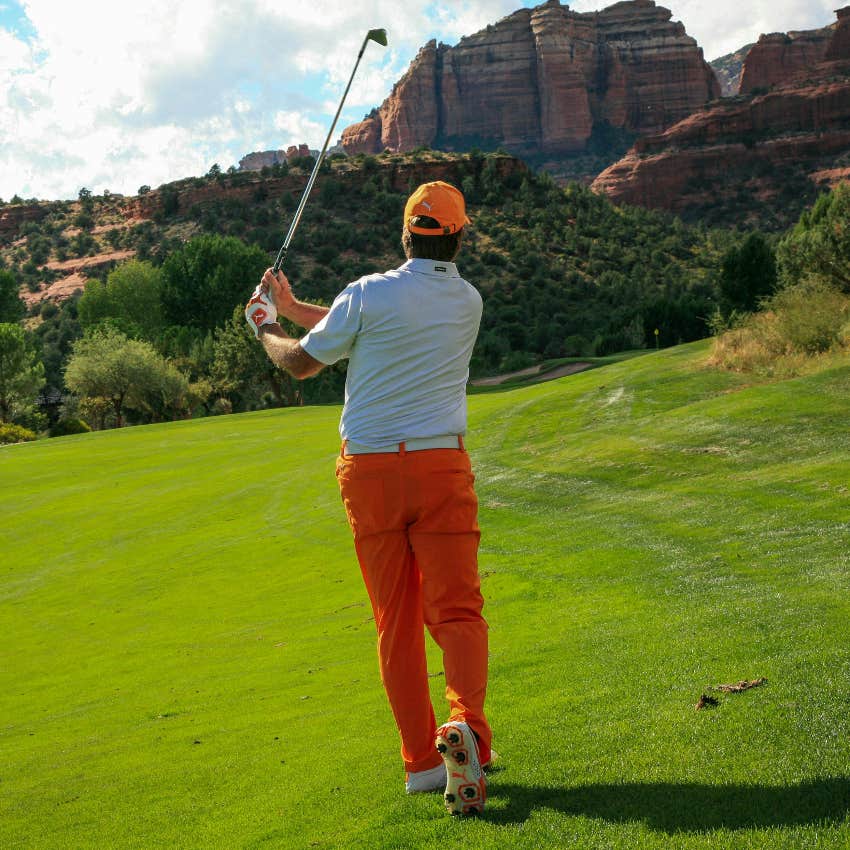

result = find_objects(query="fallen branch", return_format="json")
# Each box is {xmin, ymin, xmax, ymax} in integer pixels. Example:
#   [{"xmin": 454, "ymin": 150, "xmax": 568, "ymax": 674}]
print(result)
[{"xmin": 711, "ymin": 677, "xmax": 768, "ymax": 694}]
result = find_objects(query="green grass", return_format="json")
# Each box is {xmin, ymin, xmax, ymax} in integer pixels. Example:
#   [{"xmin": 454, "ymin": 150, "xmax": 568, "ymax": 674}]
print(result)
[{"xmin": 2, "ymin": 340, "xmax": 849, "ymax": 849}]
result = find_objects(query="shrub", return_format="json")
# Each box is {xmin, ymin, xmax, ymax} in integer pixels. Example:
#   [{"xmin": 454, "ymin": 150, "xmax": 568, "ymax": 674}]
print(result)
[
  {"xmin": 0, "ymin": 423, "xmax": 37, "ymax": 444},
  {"xmin": 709, "ymin": 277, "xmax": 849, "ymax": 373},
  {"xmin": 49, "ymin": 417, "xmax": 91, "ymax": 437},
  {"xmin": 770, "ymin": 277, "xmax": 848, "ymax": 354}
]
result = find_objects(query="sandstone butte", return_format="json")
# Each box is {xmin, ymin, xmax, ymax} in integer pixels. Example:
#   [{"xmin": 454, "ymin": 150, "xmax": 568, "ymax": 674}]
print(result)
[
  {"xmin": 591, "ymin": 6, "xmax": 850, "ymax": 214},
  {"xmin": 341, "ymin": 0, "xmax": 719, "ymax": 158}
]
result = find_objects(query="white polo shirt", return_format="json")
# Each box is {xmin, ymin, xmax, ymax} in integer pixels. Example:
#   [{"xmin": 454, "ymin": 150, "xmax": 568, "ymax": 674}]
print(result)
[{"xmin": 300, "ymin": 258, "xmax": 483, "ymax": 447}]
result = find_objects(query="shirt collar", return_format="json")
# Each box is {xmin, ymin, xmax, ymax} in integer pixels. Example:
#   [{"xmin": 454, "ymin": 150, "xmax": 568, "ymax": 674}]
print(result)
[{"xmin": 400, "ymin": 258, "xmax": 460, "ymax": 278}]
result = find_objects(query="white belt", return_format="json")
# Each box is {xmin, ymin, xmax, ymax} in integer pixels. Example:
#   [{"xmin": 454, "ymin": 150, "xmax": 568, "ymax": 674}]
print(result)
[{"xmin": 343, "ymin": 435, "xmax": 464, "ymax": 455}]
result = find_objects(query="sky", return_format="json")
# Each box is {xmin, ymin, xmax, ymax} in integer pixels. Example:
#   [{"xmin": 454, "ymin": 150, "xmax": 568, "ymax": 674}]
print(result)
[{"xmin": 0, "ymin": 0, "xmax": 840, "ymax": 201}]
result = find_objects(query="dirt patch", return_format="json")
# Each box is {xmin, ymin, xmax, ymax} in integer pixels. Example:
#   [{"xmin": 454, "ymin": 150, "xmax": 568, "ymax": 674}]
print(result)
[
  {"xmin": 21, "ymin": 273, "xmax": 87, "ymax": 307},
  {"xmin": 46, "ymin": 249, "xmax": 136, "ymax": 274},
  {"xmin": 472, "ymin": 365, "xmax": 542, "ymax": 386},
  {"xmin": 472, "ymin": 361, "xmax": 592, "ymax": 387},
  {"xmin": 19, "ymin": 249, "xmax": 139, "ymax": 307},
  {"xmin": 810, "ymin": 166, "xmax": 850, "ymax": 188}
]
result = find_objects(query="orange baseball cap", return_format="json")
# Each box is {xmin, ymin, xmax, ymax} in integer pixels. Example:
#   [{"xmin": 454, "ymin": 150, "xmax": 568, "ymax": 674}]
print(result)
[{"xmin": 404, "ymin": 181, "xmax": 471, "ymax": 235}]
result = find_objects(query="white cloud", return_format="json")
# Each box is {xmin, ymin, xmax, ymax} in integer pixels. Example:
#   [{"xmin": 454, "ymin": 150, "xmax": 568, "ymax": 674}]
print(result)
[
  {"xmin": 273, "ymin": 111, "xmax": 327, "ymax": 150},
  {"xmin": 567, "ymin": 0, "xmax": 838, "ymax": 60},
  {"xmin": 0, "ymin": 0, "xmax": 842, "ymax": 200}
]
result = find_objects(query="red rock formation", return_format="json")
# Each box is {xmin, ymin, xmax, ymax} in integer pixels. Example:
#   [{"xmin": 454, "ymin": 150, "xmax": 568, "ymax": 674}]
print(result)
[
  {"xmin": 826, "ymin": 6, "xmax": 850, "ymax": 60},
  {"xmin": 0, "ymin": 203, "xmax": 47, "ymax": 237},
  {"xmin": 341, "ymin": 0, "xmax": 719, "ymax": 157},
  {"xmin": 740, "ymin": 28, "xmax": 833, "ymax": 94},
  {"xmin": 239, "ymin": 150, "xmax": 286, "ymax": 172},
  {"xmin": 129, "ymin": 155, "xmax": 529, "ymax": 225},
  {"xmin": 286, "ymin": 144, "xmax": 313, "ymax": 161},
  {"xmin": 121, "ymin": 174, "xmax": 305, "ymax": 220},
  {"xmin": 592, "ymin": 7, "xmax": 850, "ymax": 218},
  {"xmin": 239, "ymin": 145, "xmax": 315, "ymax": 172},
  {"xmin": 343, "ymin": 110, "xmax": 383, "ymax": 153}
]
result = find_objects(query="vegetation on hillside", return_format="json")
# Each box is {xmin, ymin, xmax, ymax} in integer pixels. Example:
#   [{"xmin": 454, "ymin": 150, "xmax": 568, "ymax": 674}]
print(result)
[
  {"xmin": 710, "ymin": 184, "xmax": 850, "ymax": 374},
  {"xmin": 1, "ymin": 151, "xmax": 843, "ymax": 437}
]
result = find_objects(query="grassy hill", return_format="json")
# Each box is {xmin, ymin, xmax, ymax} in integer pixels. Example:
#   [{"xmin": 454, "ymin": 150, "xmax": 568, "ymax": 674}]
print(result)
[{"xmin": 2, "ymin": 341, "xmax": 849, "ymax": 849}]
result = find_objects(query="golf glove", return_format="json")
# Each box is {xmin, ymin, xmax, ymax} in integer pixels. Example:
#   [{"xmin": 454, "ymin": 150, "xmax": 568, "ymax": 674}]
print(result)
[{"xmin": 245, "ymin": 285, "xmax": 277, "ymax": 338}]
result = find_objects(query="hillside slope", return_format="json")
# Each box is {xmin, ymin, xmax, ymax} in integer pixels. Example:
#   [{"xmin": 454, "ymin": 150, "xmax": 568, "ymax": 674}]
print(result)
[{"xmin": 2, "ymin": 342, "xmax": 849, "ymax": 849}]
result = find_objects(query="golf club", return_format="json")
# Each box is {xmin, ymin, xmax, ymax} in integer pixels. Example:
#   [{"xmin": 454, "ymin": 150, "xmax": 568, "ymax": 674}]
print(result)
[{"xmin": 272, "ymin": 28, "xmax": 388, "ymax": 274}]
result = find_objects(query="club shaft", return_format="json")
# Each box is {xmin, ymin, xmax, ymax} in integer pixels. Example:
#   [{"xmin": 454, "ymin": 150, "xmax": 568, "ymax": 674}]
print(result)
[{"xmin": 273, "ymin": 34, "xmax": 371, "ymax": 273}]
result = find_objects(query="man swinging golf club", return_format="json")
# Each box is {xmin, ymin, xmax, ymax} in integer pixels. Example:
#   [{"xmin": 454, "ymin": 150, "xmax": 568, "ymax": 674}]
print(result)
[{"xmin": 245, "ymin": 181, "xmax": 492, "ymax": 815}]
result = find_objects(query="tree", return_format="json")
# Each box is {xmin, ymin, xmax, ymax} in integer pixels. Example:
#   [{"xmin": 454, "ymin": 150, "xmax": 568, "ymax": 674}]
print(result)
[
  {"xmin": 777, "ymin": 183, "xmax": 850, "ymax": 292},
  {"xmin": 78, "ymin": 260, "xmax": 165, "ymax": 340},
  {"xmin": 131, "ymin": 359, "xmax": 191, "ymax": 422},
  {"xmin": 0, "ymin": 269, "xmax": 25, "ymax": 323},
  {"xmin": 65, "ymin": 328, "xmax": 170, "ymax": 427},
  {"xmin": 34, "ymin": 295, "xmax": 83, "ymax": 394},
  {"xmin": 160, "ymin": 235, "xmax": 269, "ymax": 332},
  {"xmin": 0, "ymin": 323, "xmax": 45, "ymax": 423},
  {"xmin": 77, "ymin": 187, "xmax": 94, "ymax": 216},
  {"xmin": 718, "ymin": 231, "xmax": 777, "ymax": 314},
  {"xmin": 210, "ymin": 306, "xmax": 302, "ymax": 409}
]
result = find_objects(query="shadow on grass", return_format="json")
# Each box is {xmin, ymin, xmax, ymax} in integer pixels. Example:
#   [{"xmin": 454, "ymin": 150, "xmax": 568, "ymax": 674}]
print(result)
[{"xmin": 488, "ymin": 778, "xmax": 850, "ymax": 832}]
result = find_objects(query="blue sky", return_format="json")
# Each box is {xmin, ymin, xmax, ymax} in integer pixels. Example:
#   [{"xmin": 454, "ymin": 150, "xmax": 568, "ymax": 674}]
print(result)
[{"xmin": 0, "ymin": 0, "xmax": 838, "ymax": 201}]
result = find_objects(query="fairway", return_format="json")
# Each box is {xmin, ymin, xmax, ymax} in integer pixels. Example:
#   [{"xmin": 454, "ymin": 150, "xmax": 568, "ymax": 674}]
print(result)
[{"xmin": 2, "ymin": 340, "xmax": 849, "ymax": 849}]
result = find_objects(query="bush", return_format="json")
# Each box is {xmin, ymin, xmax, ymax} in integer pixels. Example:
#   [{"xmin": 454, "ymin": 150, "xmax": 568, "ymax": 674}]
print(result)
[
  {"xmin": 0, "ymin": 423, "xmax": 37, "ymax": 444},
  {"xmin": 770, "ymin": 277, "xmax": 849, "ymax": 354},
  {"xmin": 709, "ymin": 277, "xmax": 850, "ymax": 373},
  {"xmin": 49, "ymin": 417, "xmax": 91, "ymax": 437}
]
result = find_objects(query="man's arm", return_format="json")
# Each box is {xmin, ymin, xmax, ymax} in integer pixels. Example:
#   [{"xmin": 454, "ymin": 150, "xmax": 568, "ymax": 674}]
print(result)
[
  {"xmin": 258, "ymin": 323, "xmax": 324, "ymax": 380},
  {"xmin": 262, "ymin": 268, "xmax": 329, "ymax": 330}
]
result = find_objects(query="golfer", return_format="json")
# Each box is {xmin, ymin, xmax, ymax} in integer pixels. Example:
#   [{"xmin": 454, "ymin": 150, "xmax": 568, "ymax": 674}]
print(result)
[{"xmin": 246, "ymin": 181, "xmax": 491, "ymax": 815}]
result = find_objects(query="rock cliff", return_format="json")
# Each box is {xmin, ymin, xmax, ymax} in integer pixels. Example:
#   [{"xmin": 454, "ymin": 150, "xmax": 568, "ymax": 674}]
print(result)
[
  {"xmin": 739, "ymin": 27, "xmax": 833, "ymax": 94},
  {"xmin": 238, "ymin": 145, "xmax": 315, "ymax": 172},
  {"xmin": 591, "ymin": 7, "xmax": 850, "ymax": 224},
  {"xmin": 342, "ymin": 0, "xmax": 719, "ymax": 158},
  {"xmin": 0, "ymin": 203, "xmax": 47, "ymax": 236}
]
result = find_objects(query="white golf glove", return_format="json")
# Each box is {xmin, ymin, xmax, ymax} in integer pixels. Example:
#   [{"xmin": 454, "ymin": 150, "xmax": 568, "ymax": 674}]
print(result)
[{"xmin": 245, "ymin": 284, "xmax": 277, "ymax": 338}]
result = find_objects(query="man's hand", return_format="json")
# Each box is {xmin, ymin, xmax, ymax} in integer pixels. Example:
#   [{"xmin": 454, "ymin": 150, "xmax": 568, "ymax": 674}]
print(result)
[
  {"xmin": 245, "ymin": 284, "xmax": 277, "ymax": 338},
  {"xmin": 261, "ymin": 268, "xmax": 296, "ymax": 317},
  {"xmin": 256, "ymin": 267, "xmax": 329, "ymax": 331}
]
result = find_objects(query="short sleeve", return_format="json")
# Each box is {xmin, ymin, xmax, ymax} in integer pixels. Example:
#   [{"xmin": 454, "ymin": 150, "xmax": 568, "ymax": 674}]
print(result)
[{"xmin": 299, "ymin": 283, "xmax": 363, "ymax": 365}]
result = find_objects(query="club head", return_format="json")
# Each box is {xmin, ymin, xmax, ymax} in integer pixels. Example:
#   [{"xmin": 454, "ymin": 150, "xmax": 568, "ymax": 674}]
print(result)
[{"xmin": 367, "ymin": 28, "xmax": 388, "ymax": 47}]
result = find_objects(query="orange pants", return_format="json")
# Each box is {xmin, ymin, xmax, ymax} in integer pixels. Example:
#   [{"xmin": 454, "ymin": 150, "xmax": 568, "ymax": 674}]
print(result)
[{"xmin": 336, "ymin": 443, "xmax": 491, "ymax": 774}]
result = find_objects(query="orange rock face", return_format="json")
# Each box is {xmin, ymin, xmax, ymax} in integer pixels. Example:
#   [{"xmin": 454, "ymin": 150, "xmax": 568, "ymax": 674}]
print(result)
[
  {"xmin": 740, "ymin": 28, "xmax": 833, "ymax": 94},
  {"xmin": 592, "ymin": 7, "xmax": 850, "ymax": 219},
  {"xmin": 0, "ymin": 203, "xmax": 47, "ymax": 236},
  {"xmin": 341, "ymin": 0, "xmax": 719, "ymax": 157}
]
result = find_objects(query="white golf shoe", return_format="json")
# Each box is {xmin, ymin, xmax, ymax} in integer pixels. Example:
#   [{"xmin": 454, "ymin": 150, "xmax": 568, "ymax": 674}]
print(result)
[
  {"xmin": 405, "ymin": 763, "xmax": 447, "ymax": 794},
  {"xmin": 435, "ymin": 720, "xmax": 486, "ymax": 815}
]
